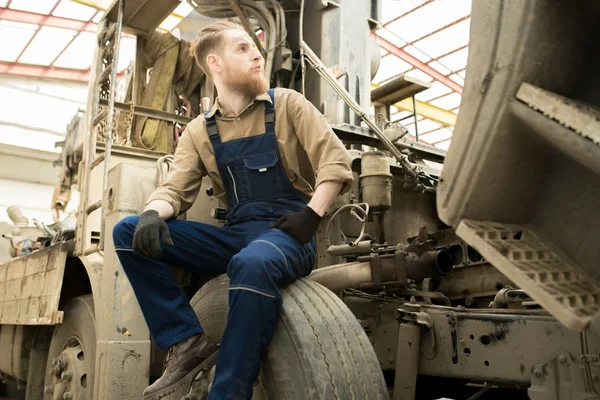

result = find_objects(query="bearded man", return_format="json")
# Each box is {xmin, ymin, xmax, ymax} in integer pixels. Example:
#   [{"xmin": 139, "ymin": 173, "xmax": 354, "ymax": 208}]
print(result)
[{"xmin": 112, "ymin": 20, "xmax": 353, "ymax": 399}]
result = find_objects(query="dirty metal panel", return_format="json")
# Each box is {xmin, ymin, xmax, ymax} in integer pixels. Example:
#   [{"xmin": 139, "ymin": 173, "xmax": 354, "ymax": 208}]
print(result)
[
  {"xmin": 0, "ymin": 241, "xmax": 74, "ymax": 325},
  {"xmin": 416, "ymin": 306, "xmax": 600, "ymax": 388}
]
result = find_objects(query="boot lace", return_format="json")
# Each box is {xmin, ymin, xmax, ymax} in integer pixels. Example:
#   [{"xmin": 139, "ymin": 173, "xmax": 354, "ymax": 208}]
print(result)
[{"xmin": 163, "ymin": 345, "xmax": 177, "ymax": 373}]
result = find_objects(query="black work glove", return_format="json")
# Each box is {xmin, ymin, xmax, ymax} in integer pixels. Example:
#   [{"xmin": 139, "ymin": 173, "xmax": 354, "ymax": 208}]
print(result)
[
  {"xmin": 132, "ymin": 210, "xmax": 173, "ymax": 260},
  {"xmin": 271, "ymin": 206, "xmax": 322, "ymax": 244}
]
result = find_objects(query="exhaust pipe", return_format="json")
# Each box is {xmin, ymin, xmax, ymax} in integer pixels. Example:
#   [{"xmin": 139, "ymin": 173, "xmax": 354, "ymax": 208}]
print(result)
[{"xmin": 309, "ymin": 250, "xmax": 453, "ymax": 292}]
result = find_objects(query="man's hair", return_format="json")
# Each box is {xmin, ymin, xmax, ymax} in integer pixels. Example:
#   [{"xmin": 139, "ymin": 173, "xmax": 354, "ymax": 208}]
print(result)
[{"xmin": 189, "ymin": 20, "xmax": 245, "ymax": 77}]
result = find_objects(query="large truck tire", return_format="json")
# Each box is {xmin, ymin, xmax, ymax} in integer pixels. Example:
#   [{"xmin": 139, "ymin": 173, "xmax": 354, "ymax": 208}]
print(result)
[
  {"xmin": 43, "ymin": 295, "xmax": 96, "ymax": 400},
  {"xmin": 191, "ymin": 275, "xmax": 389, "ymax": 399}
]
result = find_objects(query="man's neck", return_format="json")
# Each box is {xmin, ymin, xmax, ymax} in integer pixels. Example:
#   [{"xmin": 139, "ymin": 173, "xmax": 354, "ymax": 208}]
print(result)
[{"xmin": 215, "ymin": 85, "xmax": 253, "ymax": 117}]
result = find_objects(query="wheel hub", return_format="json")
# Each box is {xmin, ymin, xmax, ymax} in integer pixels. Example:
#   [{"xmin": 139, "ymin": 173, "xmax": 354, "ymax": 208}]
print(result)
[{"xmin": 46, "ymin": 338, "xmax": 89, "ymax": 400}]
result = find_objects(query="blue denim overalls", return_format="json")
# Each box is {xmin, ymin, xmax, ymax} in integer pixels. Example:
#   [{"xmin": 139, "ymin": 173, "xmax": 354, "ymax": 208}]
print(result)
[{"xmin": 113, "ymin": 89, "xmax": 316, "ymax": 399}]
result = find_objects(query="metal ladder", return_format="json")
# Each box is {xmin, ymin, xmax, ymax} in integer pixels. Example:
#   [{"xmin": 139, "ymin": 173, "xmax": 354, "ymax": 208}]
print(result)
[{"xmin": 75, "ymin": 0, "xmax": 124, "ymax": 256}]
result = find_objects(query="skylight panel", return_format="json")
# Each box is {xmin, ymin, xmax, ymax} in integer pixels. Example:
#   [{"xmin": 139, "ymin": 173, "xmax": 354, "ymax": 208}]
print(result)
[
  {"xmin": 428, "ymin": 61, "xmax": 452, "ymax": 75},
  {"xmin": 19, "ymin": 26, "xmax": 77, "ymax": 65},
  {"xmin": 372, "ymin": 56, "xmax": 412, "ymax": 84},
  {"xmin": 0, "ymin": 21, "xmax": 37, "ymax": 62},
  {"xmin": 53, "ymin": 31, "xmax": 95, "ymax": 69},
  {"xmin": 403, "ymin": 45, "xmax": 430, "ymax": 62},
  {"xmin": 385, "ymin": 0, "xmax": 471, "ymax": 43},
  {"xmin": 429, "ymin": 92, "xmax": 462, "ymax": 110},
  {"xmin": 438, "ymin": 47, "xmax": 469, "ymax": 71},
  {"xmin": 405, "ymin": 69, "xmax": 433, "ymax": 83},
  {"xmin": 420, "ymin": 127, "xmax": 453, "ymax": 143},
  {"xmin": 52, "ymin": 0, "xmax": 97, "ymax": 21},
  {"xmin": 375, "ymin": 28, "xmax": 406, "ymax": 48},
  {"xmin": 415, "ymin": 81, "xmax": 452, "ymax": 102},
  {"xmin": 380, "ymin": 0, "xmax": 428, "ymax": 25},
  {"xmin": 412, "ymin": 18, "xmax": 470, "ymax": 58},
  {"xmin": 9, "ymin": 0, "xmax": 59, "ymax": 15}
]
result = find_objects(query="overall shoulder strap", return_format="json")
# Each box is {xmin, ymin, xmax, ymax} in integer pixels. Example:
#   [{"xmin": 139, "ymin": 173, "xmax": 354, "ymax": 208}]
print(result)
[{"xmin": 265, "ymin": 89, "xmax": 275, "ymax": 133}]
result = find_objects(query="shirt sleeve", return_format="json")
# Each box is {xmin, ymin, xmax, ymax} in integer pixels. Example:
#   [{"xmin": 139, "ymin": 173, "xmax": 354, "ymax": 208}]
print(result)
[
  {"xmin": 145, "ymin": 122, "xmax": 206, "ymax": 216},
  {"xmin": 286, "ymin": 89, "xmax": 354, "ymax": 194}
]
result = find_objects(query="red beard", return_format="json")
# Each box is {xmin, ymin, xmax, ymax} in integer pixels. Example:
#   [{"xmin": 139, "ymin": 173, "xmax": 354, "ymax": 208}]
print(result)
[{"xmin": 223, "ymin": 66, "xmax": 268, "ymax": 98}]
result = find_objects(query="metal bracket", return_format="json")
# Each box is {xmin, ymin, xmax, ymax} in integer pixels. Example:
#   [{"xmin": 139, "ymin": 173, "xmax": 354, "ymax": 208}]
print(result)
[
  {"xmin": 398, "ymin": 306, "xmax": 436, "ymax": 359},
  {"xmin": 394, "ymin": 250, "xmax": 407, "ymax": 284},
  {"xmin": 369, "ymin": 252, "xmax": 382, "ymax": 289}
]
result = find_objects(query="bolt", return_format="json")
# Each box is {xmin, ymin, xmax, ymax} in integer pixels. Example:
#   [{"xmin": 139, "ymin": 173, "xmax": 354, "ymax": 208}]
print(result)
[
  {"xmin": 559, "ymin": 355, "xmax": 568, "ymax": 364},
  {"xmin": 63, "ymin": 392, "xmax": 73, "ymax": 400},
  {"xmin": 61, "ymin": 372, "xmax": 72, "ymax": 382}
]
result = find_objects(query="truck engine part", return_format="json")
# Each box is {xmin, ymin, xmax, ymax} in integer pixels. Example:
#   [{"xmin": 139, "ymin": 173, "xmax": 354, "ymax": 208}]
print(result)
[
  {"xmin": 309, "ymin": 249, "xmax": 453, "ymax": 292},
  {"xmin": 359, "ymin": 151, "xmax": 393, "ymax": 211}
]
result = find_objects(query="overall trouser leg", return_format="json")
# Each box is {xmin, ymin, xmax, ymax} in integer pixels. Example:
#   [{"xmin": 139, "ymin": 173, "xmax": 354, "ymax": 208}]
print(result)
[
  {"xmin": 208, "ymin": 228, "xmax": 315, "ymax": 400},
  {"xmin": 112, "ymin": 216, "xmax": 263, "ymax": 349}
]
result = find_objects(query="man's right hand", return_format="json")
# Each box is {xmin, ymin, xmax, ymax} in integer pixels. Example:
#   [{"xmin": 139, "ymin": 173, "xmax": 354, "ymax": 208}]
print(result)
[{"xmin": 132, "ymin": 210, "xmax": 173, "ymax": 260}]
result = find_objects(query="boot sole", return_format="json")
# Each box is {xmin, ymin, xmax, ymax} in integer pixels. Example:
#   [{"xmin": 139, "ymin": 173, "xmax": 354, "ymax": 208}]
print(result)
[{"xmin": 142, "ymin": 350, "xmax": 219, "ymax": 400}]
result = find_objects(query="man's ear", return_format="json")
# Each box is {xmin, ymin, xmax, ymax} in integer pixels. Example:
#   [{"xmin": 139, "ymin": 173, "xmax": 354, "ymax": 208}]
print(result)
[{"xmin": 207, "ymin": 54, "xmax": 221, "ymax": 74}]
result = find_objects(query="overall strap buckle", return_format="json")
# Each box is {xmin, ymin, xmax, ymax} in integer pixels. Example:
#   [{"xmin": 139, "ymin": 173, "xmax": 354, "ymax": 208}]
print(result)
[{"xmin": 206, "ymin": 115, "xmax": 219, "ymax": 137}]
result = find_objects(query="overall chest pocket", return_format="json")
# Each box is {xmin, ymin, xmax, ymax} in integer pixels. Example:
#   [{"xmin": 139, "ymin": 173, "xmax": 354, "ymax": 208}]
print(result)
[{"xmin": 237, "ymin": 151, "xmax": 282, "ymax": 200}]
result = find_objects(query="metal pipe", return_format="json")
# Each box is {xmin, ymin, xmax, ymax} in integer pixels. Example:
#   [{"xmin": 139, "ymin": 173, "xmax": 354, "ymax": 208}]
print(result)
[
  {"xmin": 327, "ymin": 240, "xmax": 372, "ymax": 257},
  {"xmin": 309, "ymin": 261, "xmax": 372, "ymax": 292},
  {"xmin": 309, "ymin": 250, "xmax": 453, "ymax": 292},
  {"xmin": 394, "ymin": 323, "xmax": 421, "ymax": 399},
  {"xmin": 7, "ymin": 206, "xmax": 28, "ymax": 228},
  {"xmin": 492, "ymin": 288, "xmax": 529, "ymax": 308},
  {"xmin": 300, "ymin": 40, "xmax": 418, "ymax": 181}
]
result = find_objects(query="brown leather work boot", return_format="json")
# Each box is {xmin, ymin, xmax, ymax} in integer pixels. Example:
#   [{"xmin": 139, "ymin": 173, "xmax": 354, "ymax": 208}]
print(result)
[{"xmin": 143, "ymin": 332, "xmax": 218, "ymax": 399}]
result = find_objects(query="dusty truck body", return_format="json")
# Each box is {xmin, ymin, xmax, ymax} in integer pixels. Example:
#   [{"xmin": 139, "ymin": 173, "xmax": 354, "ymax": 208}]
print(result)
[{"xmin": 1, "ymin": 0, "xmax": 600, "ymax": 399}]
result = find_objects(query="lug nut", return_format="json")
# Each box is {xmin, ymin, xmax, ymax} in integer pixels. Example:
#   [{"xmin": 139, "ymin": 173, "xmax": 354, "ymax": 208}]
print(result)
[
  {"xmin": 61, "ymin": 372, "xmax": 73, "ymax": 382},
  {"xmin": 559, "ymin": 355, "xmax": 568, "ymax": 364}
]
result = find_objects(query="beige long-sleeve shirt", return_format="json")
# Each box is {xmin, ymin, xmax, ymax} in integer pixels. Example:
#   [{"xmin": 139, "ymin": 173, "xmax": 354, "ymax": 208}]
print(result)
[{"xmin": 147, "ymin": 87, "xmax": 353, "ymax": 216}]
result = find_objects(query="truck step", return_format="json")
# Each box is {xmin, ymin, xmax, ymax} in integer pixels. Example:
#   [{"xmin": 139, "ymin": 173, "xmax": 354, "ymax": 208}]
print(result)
[{"xmin": 457, "ymin": 219, "xmax": 600, "ymax": 331}]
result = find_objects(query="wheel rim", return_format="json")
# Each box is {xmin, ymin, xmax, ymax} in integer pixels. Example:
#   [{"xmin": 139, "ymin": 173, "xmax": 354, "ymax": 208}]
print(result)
[{"xmin": 46, "ymin": 337, "xmax": 89, "ymax": 400}]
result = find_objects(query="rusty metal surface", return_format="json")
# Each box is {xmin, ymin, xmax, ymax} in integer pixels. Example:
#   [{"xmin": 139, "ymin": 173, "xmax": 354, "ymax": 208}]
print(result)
[{"xmin": 0, "ymin": 241, "xmax": 73, "ymax": 325}]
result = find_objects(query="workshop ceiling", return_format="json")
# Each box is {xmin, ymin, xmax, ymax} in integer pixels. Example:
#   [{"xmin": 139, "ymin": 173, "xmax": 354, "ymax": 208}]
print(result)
[{"xmin": 0, "ymin": 0, "xmax": 472, "ymax": 149}]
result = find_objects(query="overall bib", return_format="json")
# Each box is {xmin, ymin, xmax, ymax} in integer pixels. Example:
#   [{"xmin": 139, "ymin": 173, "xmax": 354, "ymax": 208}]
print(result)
[{"xmin": 113, "ymin": 89, "xmax": 316, "ymax": 399}]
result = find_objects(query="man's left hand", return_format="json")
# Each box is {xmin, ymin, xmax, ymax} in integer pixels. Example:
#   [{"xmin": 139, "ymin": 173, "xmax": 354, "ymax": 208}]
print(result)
[{"xmin": 271, "ymin": 206, "xmax": 322, "ymax": 243}]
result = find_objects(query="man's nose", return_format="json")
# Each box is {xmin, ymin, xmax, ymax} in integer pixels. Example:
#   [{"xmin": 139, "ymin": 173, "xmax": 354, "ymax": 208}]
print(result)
[{"xmin": 251, "ymin": 47, "xmax": 262, "ymax": 62}]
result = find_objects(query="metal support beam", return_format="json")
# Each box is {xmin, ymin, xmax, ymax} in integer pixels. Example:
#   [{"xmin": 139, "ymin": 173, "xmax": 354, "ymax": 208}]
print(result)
[
  {"xmin": 394, "ymin": 97, "xmax": 457, "ymax": 126},
  {"xmin": 373, "ymin": 33, "xmax": 463, "ymax": 94},
  {"xmin": 0, "ymin": 7, "xmax": 98, "ymax": 33},
  {"xmin": 0, "ymin": 62, "xmax": 90, "ymax": 82},
  {"xmin": 371, "ymin": 83, "xmax": 457, "ymax": 126}
]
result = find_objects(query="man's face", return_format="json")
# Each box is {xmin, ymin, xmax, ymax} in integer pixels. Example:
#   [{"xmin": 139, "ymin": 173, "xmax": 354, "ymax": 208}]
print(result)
[{"xmin": 217, "ymin": 29, "xmax": 268, "ymax": 97}]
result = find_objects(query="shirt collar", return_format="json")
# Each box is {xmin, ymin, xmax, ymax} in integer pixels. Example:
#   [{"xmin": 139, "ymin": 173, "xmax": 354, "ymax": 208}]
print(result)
[{"xmin": 205, "ymin": 92, "xmax": 272, "ymax": 119}]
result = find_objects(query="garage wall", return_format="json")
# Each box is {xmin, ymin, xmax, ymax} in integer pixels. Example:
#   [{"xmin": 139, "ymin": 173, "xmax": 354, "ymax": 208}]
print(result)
[{"xmin": 0, "ymin": 75, "xmax": 86, "ymax": 224}]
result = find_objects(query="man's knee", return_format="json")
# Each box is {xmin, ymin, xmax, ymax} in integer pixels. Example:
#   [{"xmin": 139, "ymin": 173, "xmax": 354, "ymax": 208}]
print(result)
[
  {"xmin": 228, "ymin": 247, "xmax": 282, "ymax": 287},
  {"xmin": 112, "ymin": 215, "xmax": 139, "ymax": 247}
]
